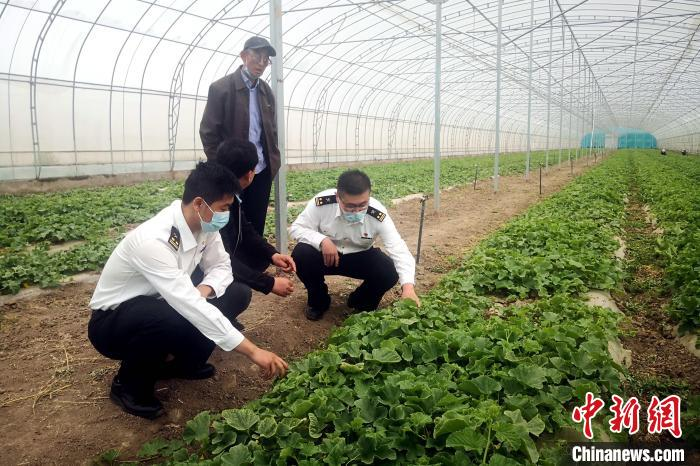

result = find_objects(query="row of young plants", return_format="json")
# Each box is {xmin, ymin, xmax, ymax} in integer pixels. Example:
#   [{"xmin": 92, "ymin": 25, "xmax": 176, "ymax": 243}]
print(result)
[
  {"xmin": 631, "ymin": 150, "xmax": 700, "ymax": 336},
  {"xmin": 0, "ymin": 150, "xmax": 563, "ymax": 294},
  {"xmin": 614, "ymin": 150, "xmax": 700, "ymax": 446},
  {"xmin": 127, "ymin": 154, "xmax": 628, "ymax": 465},
  {"xmin": 1, "ymin": 151, "xmax": 556, "ymax": 248}
]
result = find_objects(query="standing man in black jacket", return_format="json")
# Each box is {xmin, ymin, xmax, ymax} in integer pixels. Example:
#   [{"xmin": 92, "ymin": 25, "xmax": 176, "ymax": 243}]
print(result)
[
  {"xmin": 216, "ymin": 138, "xmax": 295, "ymax": 301},
  {"xmin": 200, "ymin": 36, "xmax": 280, "ymax": 237}
]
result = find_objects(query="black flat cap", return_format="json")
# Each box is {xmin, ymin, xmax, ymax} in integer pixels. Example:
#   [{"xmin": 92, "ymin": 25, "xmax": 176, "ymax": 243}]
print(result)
[{"xmin": 243, "ymin": 36, "xmax": 276, "ymax": 57}]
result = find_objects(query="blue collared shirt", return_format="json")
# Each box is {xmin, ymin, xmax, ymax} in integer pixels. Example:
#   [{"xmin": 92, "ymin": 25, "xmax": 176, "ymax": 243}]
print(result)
[{"xmin": 241, "ymin": 68, "xmax": 267, "ymax": 174}]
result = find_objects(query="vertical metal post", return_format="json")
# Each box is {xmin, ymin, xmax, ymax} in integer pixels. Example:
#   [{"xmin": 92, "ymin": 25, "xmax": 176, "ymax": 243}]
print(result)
[
  {"xmin": 576, "ymin": 55, "xmax": 582, "ymax": 160},
  {"xmin": 588, "ymin": 92, "xmax": 595, "ymax": 160},
  {"xmin": 270, "ymin": 0, "xmax": 288, "ymax": 254},
  {"xmin": 558, "ymin": 22, "xmax": 564, "ymax": 166},
  {"xmin": 416, "ymin": 196, "xmax": 427, "ymax": 265},
  {"xmin": 568, "ymin": 36, "xmax": 573, "ymax": 163},
  {"xmin": 525, "ymin": 0, "xmax": 533, "ymax": 180},
  {"xmin": 493, "ymin": 0, "xmax": 503, "ymax": 192},
  {"xmin": 433, "ymin": 0, "xmax": 442, "ymax": 211},
  {"xmin": 545, "ymin": 0, "xmax": 553, "ymax": 170}
]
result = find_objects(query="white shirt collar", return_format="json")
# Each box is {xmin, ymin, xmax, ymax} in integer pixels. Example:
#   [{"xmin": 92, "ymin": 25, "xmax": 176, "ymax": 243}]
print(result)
[{"xmin": 171, "ymin": 200, "xmax": 198, "ymax": 252}]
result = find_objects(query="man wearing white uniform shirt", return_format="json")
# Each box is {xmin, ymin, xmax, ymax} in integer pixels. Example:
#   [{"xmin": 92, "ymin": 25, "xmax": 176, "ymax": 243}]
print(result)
[
  {"xmin": 88, "ymin": 162, "xmax": 287, "ymax": 419},
  {"xmin": 290, "ymin": 169, "xmax": 420, "ymax": 321}
]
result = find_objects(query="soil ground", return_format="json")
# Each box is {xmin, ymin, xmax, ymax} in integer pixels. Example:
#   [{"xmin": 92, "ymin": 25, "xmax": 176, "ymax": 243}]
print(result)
[
  {"xmin": 614, "ymin": 185, "xmax": 700, "ymax": 451},
  {"xmin": 0, "ymin": 158, "xmax": 608, "ymax": 465}
]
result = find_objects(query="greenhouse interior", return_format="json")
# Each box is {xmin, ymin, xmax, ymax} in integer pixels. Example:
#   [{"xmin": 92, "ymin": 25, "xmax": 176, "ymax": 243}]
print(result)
[{"xmin": 0, "ymin": 0, "xmax": 699, "ymax": 464}]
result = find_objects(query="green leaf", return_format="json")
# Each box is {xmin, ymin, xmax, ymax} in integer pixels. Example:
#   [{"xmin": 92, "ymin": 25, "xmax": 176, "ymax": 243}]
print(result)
[
  {"xmin": 409, "ymin": 412, "xmax": 433, "ymax": 428},
  {"xmin": 318, "ymin": 351, "xmax": 342, "ymax": 367},
  {"xmin": 494, "ymin": 420, "xmax": 529, "ymax": 450},
  {"xmin": 549, "ymin": 385, "xmax": 574, "ymax": 402},
  {"xmin": 308, "ymin": 413, "xmax": 324, "ymax": 439},
  {"xmin": 354, "ymin": 397, "xmax": 386, "ymax": 423},
  {"xmin": 339, "ymin": 362, "xmax": 364, "ymax": 373},
  {"xmin": 389, "ymin": 405, "xmax": 406, "ymax": 421},
  {"xmin": 495, "ymin": 410, "xmax": 531, "ymax": 450},
  {"xmin": 521, "ymin": 436, "xmax": 540, "ymax": 464},
  {"xmin": 509, "ymin": 365, "xmax": 547, "ymax": 389},
  {"xmin": 182, "ymin": 411, "xmax": 211, "ymax": 445},
  {"xmin": 320, "ymin": 437, "xmax": 350, "ymax": 465},
  {"xmin": 472, "ymin": 375, "xmax": 502, "ymax": 395},
  {"xmin": 445, "ymin": 429, "xmax": 487, "ymax": 453},
  {"xmin": 291, "ymin": 399, "xmax": 315, "ymax": 417},
  {"xmin": 137, "ymin": 438, "xmax": 169, "ymax": 457},
  {"xmin": 526, "ymin": 415, "xmax": 546, "ymax": 436},
  {"xmin": 256, "ymin": 417, "xmax": 278, "ymax": 438},
  {"xmin": 220, "ymin": 444, "xmax": 252, "ymax": 465},
  {"xmin": 371, "ymin": 347, "xmax": 402, "ymax": 364},
  {"xmin": 222, "ymin": 409, "xmax": 259, "ymax": 431},
  {"xmin": 433, "ymin": 416, "xmax": 468, "ymax": 438},
  {"xmin": 418, "ymin": 337, "xmax": 448, "ymax": 363}
]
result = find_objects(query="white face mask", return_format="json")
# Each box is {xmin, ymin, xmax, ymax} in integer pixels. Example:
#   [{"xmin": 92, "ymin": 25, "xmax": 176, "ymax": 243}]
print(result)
[
  {"xmin": 198, "ymin": 200, "xmax": 230, "ymax": 233},
  {"xmin": 341, "ymin": 209, "xmax": 367, "ymax": 224}
]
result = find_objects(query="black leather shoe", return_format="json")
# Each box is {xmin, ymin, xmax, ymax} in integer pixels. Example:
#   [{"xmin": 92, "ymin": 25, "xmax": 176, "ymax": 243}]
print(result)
[
  {"xmin": 159, "ymin": 362, "xmax": 216, "ymax": 380},
  {"xmin": 304, "ymin": 306, "xmax": 325, "ymax": 321},
  {"xmin": 347, "ymin": 291, "xmax": 359, "ymax": 310},
  {"xmin": 347, "ymin": 291, "xmax": 374, "ymax": 312},
  {"xmin": 110, "ymin": 377, "xmax": 164, "ymax": 420}
]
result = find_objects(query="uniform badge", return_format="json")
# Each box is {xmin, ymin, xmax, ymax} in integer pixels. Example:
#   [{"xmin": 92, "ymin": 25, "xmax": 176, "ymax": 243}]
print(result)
[
  {"xmin": 168, "ymin": 226, "xmax": 181, "ymax": 251},
  {"xmin": 315, "ymin": 195, "xmax": 337, "ymax": 206},
  {"xmin": 367, "ymin": 207, "xmax": 386, "ymax": 222}
]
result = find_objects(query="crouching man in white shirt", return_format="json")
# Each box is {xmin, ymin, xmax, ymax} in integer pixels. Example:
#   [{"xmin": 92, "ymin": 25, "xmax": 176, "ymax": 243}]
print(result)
[
  {"xmin": 88, "ymin": 161, "xmax": 287, "ymax": 419},
  {"xmin": 289, "ymin": 169, "xmax": 420, "ymax": 321}
]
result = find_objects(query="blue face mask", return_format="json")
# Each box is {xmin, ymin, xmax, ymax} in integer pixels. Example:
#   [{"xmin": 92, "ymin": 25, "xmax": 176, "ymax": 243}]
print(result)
[
  {"xmin": 198, "ymin": 200, "xmax": 230, "ymax": 233},
  {"xmin": 342, "ymin": 210, "xmax": 366, "ymax": 224}
]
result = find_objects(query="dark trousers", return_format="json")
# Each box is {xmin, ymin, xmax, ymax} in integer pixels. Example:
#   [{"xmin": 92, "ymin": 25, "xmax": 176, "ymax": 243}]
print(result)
[
  {"xmin": 234, "ymin": 247, "xmax": 271, "ymax": 274},
  {"xmin": 242, "ymin": 166, "xmax": 272, "ymax": 237},
  {"xmin": 87, "ymin": 281, "xmax": 251, "ymax": 394},
  {"xmin": 291, "ymin": 243, "xmax": 399, "ymax": 312}
]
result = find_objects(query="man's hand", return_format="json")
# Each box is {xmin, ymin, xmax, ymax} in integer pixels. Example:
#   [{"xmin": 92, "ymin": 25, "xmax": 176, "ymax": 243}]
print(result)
[
  {"xmin": 271, "ymin": 253, "xmax": 296, "ymax": 273},
  {"xmin": 401, "ymin": 284, "xmax": 421, "ymax": 307},
  {"xmin": 235, "ymin": 339, "xmax": 288, "ymax": 378},
  {"xmin": 249, "ymin": 347, "xmax": 288, "ymax": 378},
  {"xmin": 320, "ymin": 238, "xmax": 340, "ymax": 267},
  {"xmin": 271, "ymin": 276, "xmax": 294, "ymax": 297},
  {"xmin": 197, "ymin": 284, "xmax": 214, "ymax": 299}
]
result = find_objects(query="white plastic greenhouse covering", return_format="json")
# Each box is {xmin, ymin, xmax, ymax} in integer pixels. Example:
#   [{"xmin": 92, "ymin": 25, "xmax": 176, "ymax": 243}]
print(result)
[{"xmin": 0, "ymin": 0, "xmax": 699, "ymax": 181}]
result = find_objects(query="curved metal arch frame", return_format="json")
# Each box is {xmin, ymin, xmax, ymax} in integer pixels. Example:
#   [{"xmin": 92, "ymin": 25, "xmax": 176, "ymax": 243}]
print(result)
[
  {"xmin": 2, "ymin": 0, "xmax": 699, "ymax": 182},
  {"xmin": 29, "ymin": 0, "xmax": 67, "ymax": 180}
]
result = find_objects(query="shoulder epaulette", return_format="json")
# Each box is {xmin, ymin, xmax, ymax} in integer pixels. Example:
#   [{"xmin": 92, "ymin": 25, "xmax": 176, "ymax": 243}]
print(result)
[
  {"xmin": 315, "ymin": 195, "xmax": 337, "ymax": 207},
  {"xmin": 168, "ymin": 226, "xmax": 181, "ymax": 251},
  {"xmin": 367, "ymin": 206, "xmax": 386, "ymax": 222}
]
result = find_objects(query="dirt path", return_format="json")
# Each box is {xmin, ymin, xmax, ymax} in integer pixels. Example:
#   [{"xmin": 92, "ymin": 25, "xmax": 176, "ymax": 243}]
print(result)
[{"xmin": 0, "ymin": 158, "xmax": 595, "ymax": 465}]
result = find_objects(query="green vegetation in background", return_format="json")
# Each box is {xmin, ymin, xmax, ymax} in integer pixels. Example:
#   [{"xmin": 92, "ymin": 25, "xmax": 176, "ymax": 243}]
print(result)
[
  {"xmin": 0, "ymin": 150, "xmax": 555, "ymax": 248},
  {"xmin": 462, "ymin": 155, "xmax": 626, "ymax": 298},
  {"xmin": 0, "ymin": 150, "xmax": 565, "ymax": 294},
  {"xmin": 129, "ymin": 153, "xmax": 628, "ymax": 465},
  {"xmin": 630, "ymin": 150, "xmax": 700, "ymax": 336}
]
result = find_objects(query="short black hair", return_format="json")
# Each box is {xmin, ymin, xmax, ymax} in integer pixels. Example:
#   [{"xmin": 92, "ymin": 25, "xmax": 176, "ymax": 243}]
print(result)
[
  {"xmin": 337, "ymin": 169, "xmax": 371, "ymax": 196},
  {"xmin": 182, "ymin": 161, "xmax": 239, "ymax": 204},
  {"xmin": 216, "ymin": 138, "xmax": 258, "ymax": 178}
]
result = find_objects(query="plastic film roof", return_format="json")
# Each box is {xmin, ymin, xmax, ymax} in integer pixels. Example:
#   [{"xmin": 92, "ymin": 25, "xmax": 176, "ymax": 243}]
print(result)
[{"xmin": 0, "ymin": 0, "xmax": 698, "ymax": 179}]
